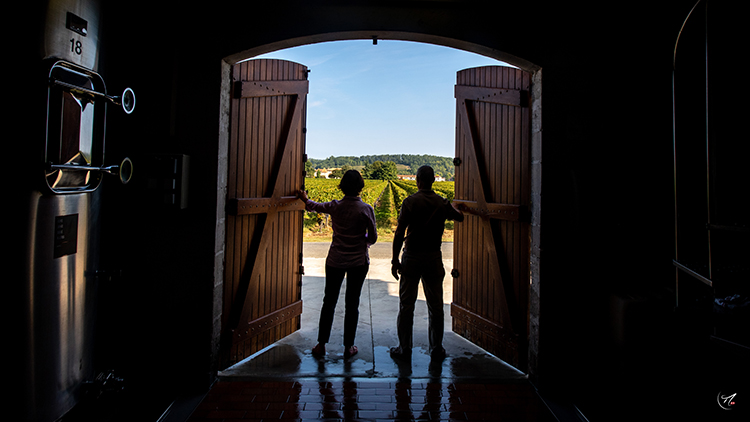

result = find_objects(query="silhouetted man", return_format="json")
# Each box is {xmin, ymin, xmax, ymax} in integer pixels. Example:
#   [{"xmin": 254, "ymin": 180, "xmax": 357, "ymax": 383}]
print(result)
[{"xmin": 390, "ymin": 165, "xmax": 464, "ymax": 361}]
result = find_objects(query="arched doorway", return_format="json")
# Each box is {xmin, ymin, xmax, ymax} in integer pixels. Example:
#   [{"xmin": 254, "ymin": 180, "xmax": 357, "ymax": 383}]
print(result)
[{"xmin": 214, "ymin": 33, "xmax": 542, "ymax": 376}]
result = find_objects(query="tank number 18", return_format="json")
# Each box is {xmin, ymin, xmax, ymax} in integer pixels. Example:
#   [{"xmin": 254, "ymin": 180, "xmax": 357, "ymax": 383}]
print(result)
[{"xmin": 70, "ymin": 39, "xmax": 83, "ymax": 55}]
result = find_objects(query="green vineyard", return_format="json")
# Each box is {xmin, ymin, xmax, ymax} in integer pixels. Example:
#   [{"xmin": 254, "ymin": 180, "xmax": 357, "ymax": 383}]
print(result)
[{"xmin": 302, "ymin": 178, "xmax": 455, "ymax": 241}]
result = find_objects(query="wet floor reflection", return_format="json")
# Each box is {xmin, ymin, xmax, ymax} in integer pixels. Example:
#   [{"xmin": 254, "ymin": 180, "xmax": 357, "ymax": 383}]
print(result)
[
  {"xmin": 220, "ymin": 341, "xmax": 525, "ymax": 383},
  {"xmin": 194, "ymin": 378, "xmax": 550, "ymax": 422},
  {"xmin": 195, "ymin": 249, "xmax": 553, "ymax": 421},
  {"xmin": 229, "ymin": 344, "xmax": 302, "ymax": 374}
]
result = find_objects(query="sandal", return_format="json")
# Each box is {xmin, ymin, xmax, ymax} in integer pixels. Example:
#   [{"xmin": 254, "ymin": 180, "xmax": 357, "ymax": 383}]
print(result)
[
  {"xmin": 344, "ymin": 345, "xmax": 358, "ymax": 359},
  {"xmin": 311, "ymin": 344, "xmax": 325, "ymax": 357},
  {"xmin": 389, "ymin": 346, "xmax": 411, "ymax": 362}
]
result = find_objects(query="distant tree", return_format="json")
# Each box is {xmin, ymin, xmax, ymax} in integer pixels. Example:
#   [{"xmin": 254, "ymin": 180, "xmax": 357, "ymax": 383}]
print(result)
[
  {"xmin": 364, "ymin": 161, "xmax": 398, "ymax": 180},
  {"xmin": 329, "ymin": 165, "xmax": 352, "ymax": 179},
  {"xmin": 304, "ymin": 160, "xmax": 314, "ymax": 177},
  {"xmin": 308, "ymin": 154, "xmax": 455, "ymax": 180}
]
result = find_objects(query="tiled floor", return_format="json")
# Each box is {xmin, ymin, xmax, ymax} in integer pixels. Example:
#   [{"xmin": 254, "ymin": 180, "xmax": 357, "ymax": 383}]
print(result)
[{"xmin": 187, "ymin": 378, "xmax": 554, "ymax": 421}]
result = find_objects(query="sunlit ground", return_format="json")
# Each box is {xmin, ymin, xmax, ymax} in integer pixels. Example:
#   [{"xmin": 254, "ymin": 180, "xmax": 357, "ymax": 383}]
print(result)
[
  {"xmin": 303, "ymin": 228, "xmax": 455, "ymax": 243},
  {"xmin": 302, "ymin": 241, "xmax": 454, "ymax": 303}
]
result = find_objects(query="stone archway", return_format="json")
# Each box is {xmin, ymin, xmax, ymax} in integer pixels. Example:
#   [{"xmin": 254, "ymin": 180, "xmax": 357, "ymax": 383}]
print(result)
[{"xmin": 212, "ymin": 31, "xmax": 543, "ymax": 377}]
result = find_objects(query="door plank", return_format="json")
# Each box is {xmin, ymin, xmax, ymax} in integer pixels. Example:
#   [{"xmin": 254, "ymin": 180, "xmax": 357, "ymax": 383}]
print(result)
[
  {"xmin": 223, "ymin": 59, "xmax": 307, "ymax": 366},
  {"xmin": 235, "ymin": 80, "xmax": 309, "ymax": 99},
  {"xmin": 231, "ymin": 92, "xmax": 305, "ymax": 339},
  {"xmin": 453, "ymin": 66, "xmax": 531, "ymax": 370},
  {"xmin": 454, "ymin": 85, "xmax": 523, "ymax": 107},
  {"xmin": 455, "ymin": 94, "xmax": 514, "ymax": 334}
]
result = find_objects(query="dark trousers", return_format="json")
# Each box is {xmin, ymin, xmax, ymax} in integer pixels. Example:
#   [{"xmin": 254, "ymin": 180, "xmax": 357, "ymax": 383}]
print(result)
[
  {"xmin": 396, "ymin": 251, "xmax": 446, "ymax": 353},
  {"xmin": 318, "ymin": 264, "xmax": 369, "ymax": 347}
]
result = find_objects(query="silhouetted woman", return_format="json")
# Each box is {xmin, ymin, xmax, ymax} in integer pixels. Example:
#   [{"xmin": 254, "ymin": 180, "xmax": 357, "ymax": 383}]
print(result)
[{"xmin": 297, "ymin": 170, "xmax": 377, "ymax": 359}]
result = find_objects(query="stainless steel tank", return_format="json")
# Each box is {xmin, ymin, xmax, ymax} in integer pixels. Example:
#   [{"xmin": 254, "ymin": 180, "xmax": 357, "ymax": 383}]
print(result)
[
  {"xmin": 23, "ymin": 1, "xmax": 133, "ymax": 420},
  {"xmin": 23, "ymin": 191, "xmax": 101, "ymax": 422}
]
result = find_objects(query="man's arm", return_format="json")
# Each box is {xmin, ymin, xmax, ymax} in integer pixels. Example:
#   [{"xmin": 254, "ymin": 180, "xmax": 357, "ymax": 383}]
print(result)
[
  {"xmin": 391, "ymin": 220, "xmax": 406, "ymax": 280},
  {"xmin": 446, "ymin": 201, "xmax": 465, "ymax": 222}
]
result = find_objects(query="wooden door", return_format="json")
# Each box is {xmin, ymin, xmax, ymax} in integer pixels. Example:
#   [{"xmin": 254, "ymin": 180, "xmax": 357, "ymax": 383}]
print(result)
[
  {"xmin": 222, "ymin": 59, "xmax": 308, "ymax": 366},
  {"xmin": 452, "ymin": 66, "xmax": 531, "ymax": 371}
]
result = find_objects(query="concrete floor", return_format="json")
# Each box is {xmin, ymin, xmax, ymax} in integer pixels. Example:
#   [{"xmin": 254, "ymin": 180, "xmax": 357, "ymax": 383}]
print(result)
[{"xmin": 218, "ymin": 242, "xmax": 526, "ymax": 382}]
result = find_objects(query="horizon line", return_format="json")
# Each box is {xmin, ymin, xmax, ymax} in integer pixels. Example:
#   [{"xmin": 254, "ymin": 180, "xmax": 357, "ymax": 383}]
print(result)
[{"xmin": 307, "ymin": 153, "xmax": 453, "ymax": 160}]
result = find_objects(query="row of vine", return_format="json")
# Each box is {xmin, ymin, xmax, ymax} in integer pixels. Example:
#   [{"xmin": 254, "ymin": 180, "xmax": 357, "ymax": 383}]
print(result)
[{"xmin": 301, "ymin": 178, "xmax": 455, "ymax": 234}]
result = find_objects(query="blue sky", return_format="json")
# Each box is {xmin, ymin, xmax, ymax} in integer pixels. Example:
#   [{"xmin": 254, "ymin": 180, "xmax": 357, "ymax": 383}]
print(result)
[{"xmin": 255, "ymin": 40, "xmax": 508, "ymax": 159}]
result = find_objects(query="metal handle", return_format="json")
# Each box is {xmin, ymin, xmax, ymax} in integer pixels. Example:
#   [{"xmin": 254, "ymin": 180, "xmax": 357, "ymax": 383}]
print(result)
[
  {"xmin": 48, "ymin": 163, "xmax": 118, "ymax": 174},
  {"xmin": 47, "ymin": 157, "xmax": 133, "ymax": 184},
  {"xmin": 50, "ymin": 79, "xmax": 136, "ymax": 114}
]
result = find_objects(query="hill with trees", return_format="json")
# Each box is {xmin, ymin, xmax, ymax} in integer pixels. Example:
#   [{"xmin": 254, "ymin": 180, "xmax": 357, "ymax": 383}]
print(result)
[{"xmin": 308, "ymin": 154, "xmax": 455, "ymax": 180}]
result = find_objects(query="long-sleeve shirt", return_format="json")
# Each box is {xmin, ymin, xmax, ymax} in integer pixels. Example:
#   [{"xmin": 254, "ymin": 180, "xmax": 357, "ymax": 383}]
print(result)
[{"xmin": 304, "ymin": 196, "xmax": 377, "ymax": 268}]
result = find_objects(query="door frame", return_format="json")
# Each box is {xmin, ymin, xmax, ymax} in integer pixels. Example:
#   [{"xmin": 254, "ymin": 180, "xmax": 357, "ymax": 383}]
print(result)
[{"xmin": 213, "ymin": 32, "xmax": 542, "ymax": 377}]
